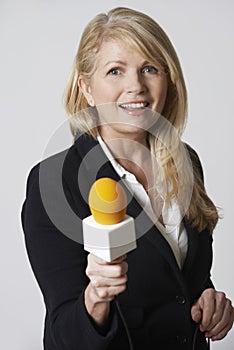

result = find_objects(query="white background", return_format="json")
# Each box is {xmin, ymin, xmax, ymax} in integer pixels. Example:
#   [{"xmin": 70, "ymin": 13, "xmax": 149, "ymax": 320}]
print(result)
[{"xmin": 1, "ymin": 0, "xmax": 233, "ymax": 349}]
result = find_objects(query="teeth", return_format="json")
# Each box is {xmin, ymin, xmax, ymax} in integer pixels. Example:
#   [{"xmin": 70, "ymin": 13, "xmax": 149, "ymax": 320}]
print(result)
[{"xmin": 120, "ymin": 102, "xmax": 148, "ymax": 109}]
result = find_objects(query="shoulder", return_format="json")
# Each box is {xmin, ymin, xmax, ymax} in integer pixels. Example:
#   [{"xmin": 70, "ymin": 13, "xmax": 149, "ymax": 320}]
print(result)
[
  {"xmin": 22, "ymin": 143, "xmax": 80, "ymax": 225},
  {"xmin": 22, "ymin": 143, "xmax": 86, "ymax": 243},
  {"xmin": 183, "ymin": 143, "xmax": 204, "ymax": 183},
  {"xmin": 25, "ymin": 143, "xmax": 79, "ymax": 188}
]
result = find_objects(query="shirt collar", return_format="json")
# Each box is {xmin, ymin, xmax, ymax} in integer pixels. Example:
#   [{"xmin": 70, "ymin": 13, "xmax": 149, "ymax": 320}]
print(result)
[{"xmin": 97, "ymin": 134, "xmax": 128, "ymax": 179}]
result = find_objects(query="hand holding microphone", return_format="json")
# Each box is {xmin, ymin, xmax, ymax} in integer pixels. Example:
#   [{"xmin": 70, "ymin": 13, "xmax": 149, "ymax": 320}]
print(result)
[
  {"xmin": 84, "ymin": 252, "xmax": 128, "ymax": 327},
  {"xmin": 85, "ymin": 253, "xmax": 128, "ymax": 302}
]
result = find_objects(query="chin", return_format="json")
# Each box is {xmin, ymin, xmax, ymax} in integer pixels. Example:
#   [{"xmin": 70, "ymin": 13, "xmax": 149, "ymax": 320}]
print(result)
[{"xmin": 110, "ymin": 124, "xmax": 148, "ymax": 137}]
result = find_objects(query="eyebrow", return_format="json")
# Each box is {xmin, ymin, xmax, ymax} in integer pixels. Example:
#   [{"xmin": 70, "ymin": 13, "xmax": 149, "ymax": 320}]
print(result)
[
  {"xmin": 103, "ymin": 60, "xmax": 150, "ymax": 68},
  {"xmin": 103, "ymin": 60, "xmax": 127, "ymax": 68}
]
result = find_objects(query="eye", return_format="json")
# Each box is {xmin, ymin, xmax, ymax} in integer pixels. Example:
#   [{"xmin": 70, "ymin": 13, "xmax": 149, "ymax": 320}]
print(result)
[
  {"xmin": 107, "ymin": 68, "xmax": 121, "ymax": 75},
  {"xmin": 142, "ymin": 66, "xmax": 159, "ymax": 74}
]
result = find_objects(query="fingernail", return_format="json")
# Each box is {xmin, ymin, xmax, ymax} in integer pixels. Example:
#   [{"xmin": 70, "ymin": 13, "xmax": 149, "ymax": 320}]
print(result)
[
  {"xmin": 205, "ymin": 333, "xmax": 210, "ymax": 338},
  {"xmin": 200, "ymin": 325, "xmax": 205, "ymax": 332},
  {"xmin": 212, "ymin": 338, "xmax": 217, "ymax": 342}
]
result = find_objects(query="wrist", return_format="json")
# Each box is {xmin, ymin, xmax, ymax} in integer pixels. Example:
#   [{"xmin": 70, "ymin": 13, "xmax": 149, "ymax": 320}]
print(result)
[{"xmin": 84, "ymin": 283, "xmax": 110, "ymax": 326}]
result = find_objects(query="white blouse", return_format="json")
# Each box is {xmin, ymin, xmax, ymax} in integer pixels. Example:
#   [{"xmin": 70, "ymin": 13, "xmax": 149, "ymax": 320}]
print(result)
[{"xmin": 97, "ymin": 135, "xmax": 188, "ymax": 269}]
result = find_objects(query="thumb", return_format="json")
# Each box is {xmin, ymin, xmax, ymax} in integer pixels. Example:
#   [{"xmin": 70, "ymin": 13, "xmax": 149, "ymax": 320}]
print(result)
[{"xmin": 191, "ymin": 302, "xmax": 202, "ymax": 323}]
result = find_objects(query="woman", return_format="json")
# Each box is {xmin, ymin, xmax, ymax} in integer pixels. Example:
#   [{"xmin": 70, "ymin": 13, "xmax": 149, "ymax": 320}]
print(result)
[{"xmin": 21, "ymin": 7, "xmax": 233, "ymax": 350}]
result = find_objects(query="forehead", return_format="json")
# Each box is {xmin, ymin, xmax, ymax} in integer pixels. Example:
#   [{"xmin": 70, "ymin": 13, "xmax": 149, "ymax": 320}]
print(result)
[{"xmin": 95, "ymin": 39, "xmax": 146, "ymax": 66}]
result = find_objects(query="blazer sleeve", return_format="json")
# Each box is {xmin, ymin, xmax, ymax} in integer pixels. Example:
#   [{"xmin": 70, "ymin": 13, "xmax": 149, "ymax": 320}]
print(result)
[
  {"xmin": 185, "ymin": 143, "xmax": 215, "ymax": 292},
  {"xmin": 21, "ymin": 163, "xmax": 119, "ymax": 350}
]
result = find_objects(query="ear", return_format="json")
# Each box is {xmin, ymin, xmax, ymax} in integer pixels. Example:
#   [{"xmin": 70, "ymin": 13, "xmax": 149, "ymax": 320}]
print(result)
[{"xmin": 78, "ymin": 76, "xmax": 95, "ymax": 107}]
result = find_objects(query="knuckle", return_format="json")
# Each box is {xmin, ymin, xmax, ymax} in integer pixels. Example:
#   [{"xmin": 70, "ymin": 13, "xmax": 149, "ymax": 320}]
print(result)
[
  {"xmin": 113, "ymin": 262, "xmax": 128, "ymax": 277},
  {"xmin": 98, "ymin": 289, "xmax": 108, "ymax": 299},
  {"xmin": 217, "ymin": 291, "xmax": 226, "ymax": 300},
  {"xmin": 205, "ymin": 288, "xmax": 215, "ymax": 298},
  {"xmin": 87, "ymin": 253, "xmax": 93, "ymax": 264},
  {"xmin": 114, "ymin": 265, "xmax": 122, "ymax": 277},
  {"xmin": 91, "ymin": 278, "xmax": 100, "ymax": 288},
  {"xmin": 123, "ymin": 274, "xmax": 128, "ymax": 283},
  {"xmin": 202, "ymin": 320, "xmax": 209, "ymax": 329},
  {"xmin": 123, "ymin": 261, "xmax": 128, "ymax": 273},
  {"xmin": 86, "ymin": 266, "xmax": 98, "ymax": 278},
  {"xmin": 85, "ymin": 266, "xmax": 91, "ymax": 277},
  {"xmin": 119, "ymin": 284, "xmax": 127, "ymax": 293},
  {"xmin": 211, "ymin": 313, "xmax": 219, "ymax": 325},
  {"xmin": 225, "ymin": 299, "xmax": 232, "ymax": 308},
  {"xmin": 216, "ymin": 319, "xmax": 226, "ymax": 331}
]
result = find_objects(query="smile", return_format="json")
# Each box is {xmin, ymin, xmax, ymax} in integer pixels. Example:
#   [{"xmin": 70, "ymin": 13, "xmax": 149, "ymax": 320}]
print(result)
[{"xmin": 119, "ymin": 102, "xmax": 149, "ymax": 110}]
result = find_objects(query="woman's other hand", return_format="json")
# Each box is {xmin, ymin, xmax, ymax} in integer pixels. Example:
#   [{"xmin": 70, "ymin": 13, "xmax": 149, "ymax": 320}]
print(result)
[{"xmin": 191, "ymin": 288, "xmax": 234, "ymax": 341}]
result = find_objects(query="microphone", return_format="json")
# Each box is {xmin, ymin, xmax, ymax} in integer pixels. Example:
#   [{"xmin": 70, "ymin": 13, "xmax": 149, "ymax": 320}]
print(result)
[{"xmin": 82, "ymin": 177, "xmax": 137, "ymax": 262}]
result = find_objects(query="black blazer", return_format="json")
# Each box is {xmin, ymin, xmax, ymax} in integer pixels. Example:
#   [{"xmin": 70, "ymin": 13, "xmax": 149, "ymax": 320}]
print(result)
[{"xmin": 21, "ymin": 133, "xmax": 213, "ymax": 350}]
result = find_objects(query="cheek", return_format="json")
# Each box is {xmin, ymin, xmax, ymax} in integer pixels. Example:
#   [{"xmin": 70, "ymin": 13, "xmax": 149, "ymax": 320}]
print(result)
[
  {"xmin": 90, "ymin": 80, "xmax": 121, "ymax": 104},
  {"xmin": 93, "ymin": 89, "xmax": 116, "ymax": 104},
  {"xmin": 160, "ymin": 83, "xmax": 168, "ymax": 107},
  {"xmin": 153, "ymin": 80, "xmax": 168, "ymax": 113},
  {"xmin": 159, "ymin": 77, "xmax": 168, "ymax": 98}
]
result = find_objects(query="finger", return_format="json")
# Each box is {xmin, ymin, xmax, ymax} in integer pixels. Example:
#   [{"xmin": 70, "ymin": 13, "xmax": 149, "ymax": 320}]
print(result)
[
  {"xmin": 99, "ymin": 261, "xmax": 128, "ymax": 278},
  {"xmin": 88, "ymin": 254, "xmax": 127, "ymax": 271},
  {"xmin": 205, "ymin": 299, "xmax": 234, "ymax": 340},
  {"xmin": 94, "ymin": 284, "xmax": 127, "ymax": 301},
  {"xmin": 191, "ymin": 304, "xmax": 202, "ymax": 323},
  {"xmin": 87, "ymin": 260, "xmax": 128, "ymax": 279},
  {"xmin": 91, "ymin": 274, "xmax": 128, "ymax": 288},
  {"xmin": 109, "ymin": 254, "xmax": 127, "ymax": 264},
  {"xmin": 208, "ymin": 320, "xmax": 233, "ymax": 341},
  {"xmin": 199, "ymin": 289, "xmax": 216, "ymax": 331},
  {"xmin": 204, "ymin": 291, "xmax": 226, "ymax": 332},
  {"xmin": 89, "ymin": 253, "xmax": 111, "ymax": 265},
  {"xmin": 92, "ymin": 254, "xmax": 127, "ymax": 265}
]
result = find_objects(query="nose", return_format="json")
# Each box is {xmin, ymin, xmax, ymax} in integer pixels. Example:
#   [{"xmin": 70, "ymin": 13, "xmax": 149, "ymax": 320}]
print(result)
[{"xmin": 126, "ymin": 71, "xmax": 146, "ymax": 95}]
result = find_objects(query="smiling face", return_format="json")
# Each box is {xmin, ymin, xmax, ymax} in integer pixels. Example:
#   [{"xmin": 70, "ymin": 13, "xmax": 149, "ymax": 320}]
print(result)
[{"xmin": 79, "ymin": 40, "xmax": 168, "ymax": 141}]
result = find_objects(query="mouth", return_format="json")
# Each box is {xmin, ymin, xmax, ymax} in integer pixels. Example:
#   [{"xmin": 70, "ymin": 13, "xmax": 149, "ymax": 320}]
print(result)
[{"xmin": 118, "ymin": 101, "xmax": 149, "ymax": 110}]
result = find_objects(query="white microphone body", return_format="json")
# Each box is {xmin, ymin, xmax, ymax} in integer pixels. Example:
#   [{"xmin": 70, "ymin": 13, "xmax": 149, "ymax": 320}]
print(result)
[{"xmin": 82, "ymin": 214, "xmax": 136, "ymax": 262}]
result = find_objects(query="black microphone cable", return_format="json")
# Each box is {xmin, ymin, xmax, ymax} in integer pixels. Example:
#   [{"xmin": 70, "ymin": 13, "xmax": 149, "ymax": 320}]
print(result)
[
  {"xmin": 115, "ymin": 299, "xmax": 134, "ymax": 350},
  {"xmin": 192, "ymin": 324, "xmax": 210, "ymax": 350}
]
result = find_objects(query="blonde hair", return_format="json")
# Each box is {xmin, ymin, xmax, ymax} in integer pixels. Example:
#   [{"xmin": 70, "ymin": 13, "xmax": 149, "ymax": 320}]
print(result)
[{"xmin": 64, "ymin": 7, "xmax": 219, "ymax": 233}]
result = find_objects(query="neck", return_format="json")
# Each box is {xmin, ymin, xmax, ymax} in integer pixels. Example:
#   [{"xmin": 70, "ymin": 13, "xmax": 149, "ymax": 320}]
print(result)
[
  {"xmin": 98, "ymin": 127, "xmax": 154, "ymax": 190},
  {"xmin": 98, "ymin": 126, "xmax": 149, "ymax": 163},
  {"xmin": 98, "ymin": 125, "xmax": 149, "ymax": 155}
]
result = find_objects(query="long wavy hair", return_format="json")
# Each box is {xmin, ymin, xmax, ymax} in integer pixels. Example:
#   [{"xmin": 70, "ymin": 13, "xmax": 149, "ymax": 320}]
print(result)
[{"xmin": 64, "ymin": 7, "xmax": 219, "ymax": 233}]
